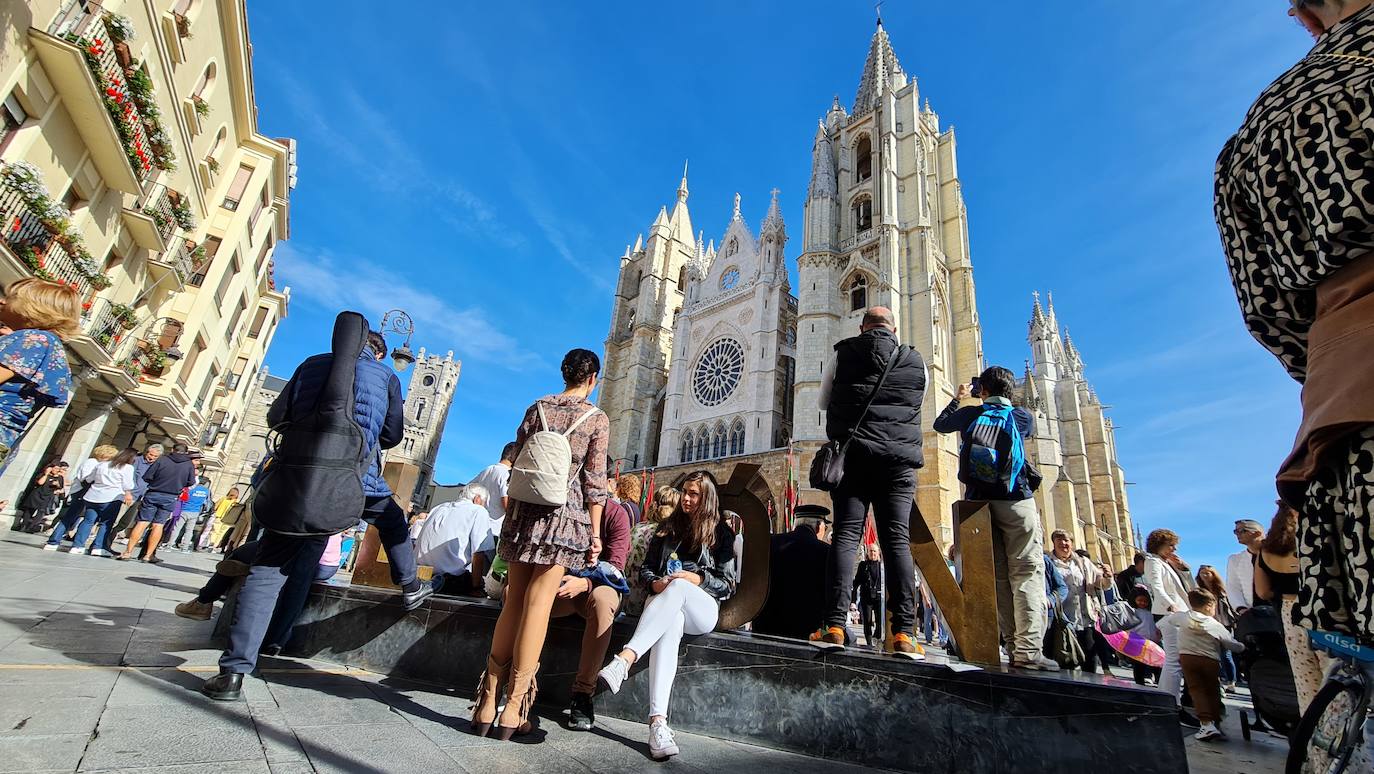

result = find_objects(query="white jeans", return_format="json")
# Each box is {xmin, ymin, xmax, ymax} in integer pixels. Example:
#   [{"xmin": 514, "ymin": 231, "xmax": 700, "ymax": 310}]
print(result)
[
  {"xmin": 1159, "ymin": 617, "xmax": 1183, "ymax": 706},
  {"xmin": 623, "ymin": 579, "xmax": 718, "ymax": 718}
]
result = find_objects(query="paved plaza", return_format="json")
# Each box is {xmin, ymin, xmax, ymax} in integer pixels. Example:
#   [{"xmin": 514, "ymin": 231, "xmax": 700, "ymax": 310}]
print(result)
[{"xmin": 0, "ymin": 531, "xmax": 1287, "ymax": 773}]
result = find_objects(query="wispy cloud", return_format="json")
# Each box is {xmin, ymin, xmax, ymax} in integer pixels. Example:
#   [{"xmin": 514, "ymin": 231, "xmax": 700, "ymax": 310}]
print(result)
[
  {"xmin": 271, "ymin": 70, "xmax": 522, "ymax": 249},
  {"xmin": 276, "ymin": 243, "xmax": 544, "ymax": 372}
]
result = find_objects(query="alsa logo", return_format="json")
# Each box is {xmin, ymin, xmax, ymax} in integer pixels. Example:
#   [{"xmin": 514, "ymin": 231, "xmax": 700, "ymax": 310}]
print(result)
[{"xmin": 1312, "ymin": 631, "xmax": 1373, "ymax": 660}]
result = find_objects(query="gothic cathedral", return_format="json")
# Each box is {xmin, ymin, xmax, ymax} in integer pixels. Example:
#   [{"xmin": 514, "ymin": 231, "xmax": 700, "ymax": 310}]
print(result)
[
  {"xmin": 597, "ymin": 21, "xmax": 1137, "ymax": 566},
  {"xmin": 386, "ymin": 350, "xmax": 460, "ymax": 506}
]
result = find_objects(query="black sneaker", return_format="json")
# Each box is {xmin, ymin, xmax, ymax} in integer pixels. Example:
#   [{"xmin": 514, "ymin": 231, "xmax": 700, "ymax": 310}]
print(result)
[
  {"xmin": 1177, "ymin": 709, "xmax": 1201, "ymax": 729},
  {"xmin": 567, "ymin": 692, "xmax": 595, "ymax": 731}
]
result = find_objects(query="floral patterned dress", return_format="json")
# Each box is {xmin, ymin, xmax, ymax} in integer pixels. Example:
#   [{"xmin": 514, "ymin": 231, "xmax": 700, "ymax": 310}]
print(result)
[
  {"xmin": 0, "ymin": 329, "xmax": 71, "ymax": 474},
  {"xmin": 498, "ymin": 394, "xmax": 609, "ymax": 570}
]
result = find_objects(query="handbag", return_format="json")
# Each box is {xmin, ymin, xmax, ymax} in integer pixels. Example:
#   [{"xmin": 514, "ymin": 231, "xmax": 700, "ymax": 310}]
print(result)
[
  {"xmin": 1043, "ymin": 603, "xmax": 1086, "ymax": 668},
  {"xmin": 809, "ymin": 345, "xmax": 906, "ymax": 491}
]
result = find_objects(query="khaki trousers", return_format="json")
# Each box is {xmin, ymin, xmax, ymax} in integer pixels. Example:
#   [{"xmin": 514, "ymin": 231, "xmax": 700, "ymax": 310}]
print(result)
[
  {"xmin": 987, "ymin": 498, "xmax": 1047, "ymax": 662},
  {"xmin": 1179, "ymin": 654, "xmax": 1222, "ymax": 724},
  {"xmin": 551, "ymin": 583, "xmax": 623, "ymax": 695}
]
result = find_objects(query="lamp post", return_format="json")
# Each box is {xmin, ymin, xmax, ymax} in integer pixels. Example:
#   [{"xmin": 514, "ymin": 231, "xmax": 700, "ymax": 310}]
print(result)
[{"xmin": 378, "ymin": 309, "xmax": 416, "ymax": 371}]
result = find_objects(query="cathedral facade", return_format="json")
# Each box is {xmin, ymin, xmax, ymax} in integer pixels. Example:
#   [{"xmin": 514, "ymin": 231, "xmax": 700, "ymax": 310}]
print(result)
[{"xmin": 598, "ymin": 22, "xmax": 1136, "ymax": 564}]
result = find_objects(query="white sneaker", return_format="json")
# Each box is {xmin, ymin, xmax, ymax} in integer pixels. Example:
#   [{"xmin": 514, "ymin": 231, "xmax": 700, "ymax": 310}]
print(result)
[
  {"xmin": 42, "ymin": 544, "xmax": 59, "ymax": 552},
  {"xmin": 649, "ymin": 719, "xmax": 679, "ymax": 760},
  {"xmin": 68, "ymin": 547, "xmax": 87, "ymax": 555},
  {"xmin": 1194, "ymin": 723, "xmax": 1224, "ymax": 742},
  {"xmin": 597, "ymin": 656, "xmax": 630, "ymax": 694},
  {"xmin": 89, "ymin": 549, "xmax": 113, "ymax": 558}
]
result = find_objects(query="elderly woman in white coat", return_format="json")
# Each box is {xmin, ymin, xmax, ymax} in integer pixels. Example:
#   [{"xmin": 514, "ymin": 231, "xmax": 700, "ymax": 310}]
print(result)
[{"xmin": 1143, "ymin": 528, "xmax": 1193, "ymax": 723}]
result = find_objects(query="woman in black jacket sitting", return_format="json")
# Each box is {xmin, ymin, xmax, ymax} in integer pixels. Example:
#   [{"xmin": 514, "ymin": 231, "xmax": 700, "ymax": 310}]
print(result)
[{"xmin": 597, "ymin": 470, "xmax": 737, "ymax": 761}]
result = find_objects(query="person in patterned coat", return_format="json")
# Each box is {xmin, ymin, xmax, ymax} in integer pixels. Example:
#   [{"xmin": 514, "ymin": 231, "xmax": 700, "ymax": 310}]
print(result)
[{"xmin": 1214, "ymin": 0, "xmax": 1374, "ymax": 643}]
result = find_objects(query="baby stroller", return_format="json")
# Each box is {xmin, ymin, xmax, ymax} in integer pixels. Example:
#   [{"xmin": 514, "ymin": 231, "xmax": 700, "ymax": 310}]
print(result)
[{"xmin": 1233, "ymin": 605, "xmax": 1301, "ymax": 739}]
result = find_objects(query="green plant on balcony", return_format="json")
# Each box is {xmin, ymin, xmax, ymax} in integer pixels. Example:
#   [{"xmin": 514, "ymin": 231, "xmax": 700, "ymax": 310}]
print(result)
[
  {"xmin": 142, "ymin": 205, "xmax": 171, "ymax": 232},
  {"xmin": 192, "ymin": 95, "xmax": 210, "ymax": 118},
  {"xmin": 174, "ymin": 12, "xmax": 192, "ymax": 39},
  {"xmin": 189, "ymin": 244, "xmax": 208, "ymax": 269},
  {"xmin": 170, "ymin": 198, "xmax": 195, "ymax": 230},
  {"xmin": 118, "ymin": 356, "xmax": 141, "ymax": 379},
  {"xmin": 1, "ymin": 161, "xmax": 72, "ymax": 231},
  {"xmin": 95, "ymin": 328, "xmax": 123, "ymax": 350},
  {"xmin": 144, "ymin": 345, "xmax": 169, "ymax": 374},
  {"xmin": 88, "ymin": 273, "xmax": 112, "ymax": 291},
  {"xmin": 206, "ymin": 157, "xmax": 220, "ymax": 174},
  {"xmin": 110, "ymin": 303, "xmax": 137, "ymax": 330},
  {"xmin": 104, "ymin": 13, "xmax": 136, "ymax": 42}
]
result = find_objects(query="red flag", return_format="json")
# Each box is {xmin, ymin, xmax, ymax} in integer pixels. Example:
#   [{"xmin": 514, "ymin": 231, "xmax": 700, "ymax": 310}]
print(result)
[{"xmin": 862, "ymin": 514, "xmax": 878, "ymax": 547}]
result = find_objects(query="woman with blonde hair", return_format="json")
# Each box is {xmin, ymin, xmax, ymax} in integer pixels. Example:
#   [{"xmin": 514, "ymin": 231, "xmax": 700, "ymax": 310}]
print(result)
[
  {"xmin": 43, "ymin": 445, "xmax": 120, "ymax": 553},
  {"xmin": 615, "ymin": 475, "xmax": 643, "ymax": 523},
  {"xmin": 0, "ymin": 278, "xmax": 77, "ymax": 474}
]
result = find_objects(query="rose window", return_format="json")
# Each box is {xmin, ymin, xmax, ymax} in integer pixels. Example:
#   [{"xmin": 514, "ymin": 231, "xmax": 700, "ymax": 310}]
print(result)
[{"xmin": 692, "ymin": 338, "xmax": 745, "ymax": 407}]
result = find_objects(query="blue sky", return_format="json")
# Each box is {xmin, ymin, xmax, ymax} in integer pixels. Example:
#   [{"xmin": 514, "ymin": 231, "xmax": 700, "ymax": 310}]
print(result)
[{"xmin": 247, "ymin": 2, "xmax": 1312, "ymax": 572}]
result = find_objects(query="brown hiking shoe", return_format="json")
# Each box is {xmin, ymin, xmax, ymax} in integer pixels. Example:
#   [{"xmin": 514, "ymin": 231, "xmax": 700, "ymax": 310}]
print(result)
[
  {"xmin": 889, "ymin": 633, "xmax": 927, "ymax": 661},
  {"xmin": 175, "ymin": 599, "xmax": 213, "ymax": 621},
  {"xmin": 216, "ymin": 559, "xmax": 251, "ymax": 577},
  {"xmin": 809, "ymin": 626, "xmax": 846, "ymax": 651}
]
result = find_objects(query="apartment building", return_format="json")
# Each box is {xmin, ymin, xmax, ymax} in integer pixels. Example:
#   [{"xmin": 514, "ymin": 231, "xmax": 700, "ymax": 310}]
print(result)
[{"xmin": 0, "ymin": 0, "xmax": 293, "ymax": 503}]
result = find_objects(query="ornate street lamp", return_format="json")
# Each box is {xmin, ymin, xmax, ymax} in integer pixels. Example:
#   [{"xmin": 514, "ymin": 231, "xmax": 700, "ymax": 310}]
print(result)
[{"xmin": 379, "ymin": 309, "xmax": 416, "ymax": 371}]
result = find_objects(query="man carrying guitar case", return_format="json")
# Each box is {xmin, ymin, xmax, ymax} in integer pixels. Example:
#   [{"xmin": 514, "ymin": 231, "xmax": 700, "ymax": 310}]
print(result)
[{"xmin": 203, "ymin": 311, "xmax": 433, "ymax": 700}]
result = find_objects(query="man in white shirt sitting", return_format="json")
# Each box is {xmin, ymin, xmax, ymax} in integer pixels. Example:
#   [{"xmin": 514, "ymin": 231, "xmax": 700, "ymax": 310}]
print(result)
[
  {"xmin": 414, "ymin": 485, "xmax": 495, "ymax": 597},
  {"xmin": 1225, "ymin": 519, "xmax": 1266, "ymax": 613},
  {"xmin": 467, "ymin": 443, "xmax": 515, "ymax": 528}
]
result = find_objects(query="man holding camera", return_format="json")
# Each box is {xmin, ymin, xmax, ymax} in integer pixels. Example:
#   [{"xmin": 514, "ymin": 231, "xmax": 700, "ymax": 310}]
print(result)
[{"xmin": 934, "ymin": 366, "xmax": 1059, "ymax": 672}]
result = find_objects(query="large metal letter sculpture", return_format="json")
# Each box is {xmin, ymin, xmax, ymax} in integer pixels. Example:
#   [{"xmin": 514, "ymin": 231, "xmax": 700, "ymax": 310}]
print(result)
[{"xmin": 909, "ymin": 500, "xmax": 1001, "ymax": 666}]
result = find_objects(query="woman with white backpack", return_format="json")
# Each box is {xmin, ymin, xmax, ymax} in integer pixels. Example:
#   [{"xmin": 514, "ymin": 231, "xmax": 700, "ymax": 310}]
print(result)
[{"xmin": 471, "ymin": 349, "xmax": 609, "ymax": 741}]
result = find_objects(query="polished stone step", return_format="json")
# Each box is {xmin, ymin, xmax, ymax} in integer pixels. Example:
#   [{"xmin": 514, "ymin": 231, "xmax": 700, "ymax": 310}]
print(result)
[{"xmin": 276, "ymin": 583, "xmax": 1187, "ymax": 773}]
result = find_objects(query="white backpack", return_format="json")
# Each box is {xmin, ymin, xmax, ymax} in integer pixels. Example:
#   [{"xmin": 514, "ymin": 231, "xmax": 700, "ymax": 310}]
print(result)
[{"xmin": 507, "ymin": 403, "xmax": 599, "ymax": 508}]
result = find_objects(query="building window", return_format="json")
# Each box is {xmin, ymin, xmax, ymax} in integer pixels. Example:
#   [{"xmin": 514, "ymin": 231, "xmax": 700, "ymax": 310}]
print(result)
[
  {"xmin": 853, "ymin": 196, "xmax": 872, "ymax": 232},
  {"xmin": 2, "ymin": 91, "xmax": 29, "ymax": 146},
  {"xmin": 729, "ymin": 421, "xmax": 745, "ymax": 456},
  {"xmin": 226, "ymin": 355, "xmax": 249, "ymax": 390},
  {"xmin": 681, "ymin": 430, "xmax": 693, "ymax": 463},
  {"xmin": 194, "ymin": 60, "xmax": 218, "ymax": 100},
  {"xmin": 711, "ymin": 425, "xmax": 726, "ymax": 458},
  {"xmin": 845, "ymin": 274, "xmax": 868, "ymax": 312},
  {"xmin": 422, "ymin": 374, "xmax": 435, "ymax": 387},
  {"xmin": 677, "ymin": 266, "xmax": 687, "ymax": 288},
  {"xmin": 227, "ymin": 296, "xmax": 248, "ymax": 339},
  {"xmin": 213, "ymin": 252, "xmax": 236, "ymax": 305},
  {"xmin": 696, "ymin": 431, "xmax": 708, "ymax": 461},
  {"xmin": 416, "ymin": 398, "xmax": 426, "ymax": 422},
  {"xmin": 691, "ymin": 338, "xmax": 745, "ymax": 407},
  {"xmin": 247, "ymin": 306, "xmax": 269, "ymax": 338},
  {"xmin": 189, "ymin": 237, "xmax": 221, "ymax": 286},
  {"xmin": 223, "ymin": 164, "xmax": 253, "ymax": 210},
  {"xmin": 179, "ymin": 336, "xmax": 205, "ymax": 387},
  {"xmin": 855, "ymin": 136, "xmax": 872, "ymax": 182}
]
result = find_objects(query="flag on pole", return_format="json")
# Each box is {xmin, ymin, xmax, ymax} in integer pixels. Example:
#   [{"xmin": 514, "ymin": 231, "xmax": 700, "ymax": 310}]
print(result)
[
  {"xmin": 783, "ymin": 443, "xmax": 798, "ymax": 531},
  {"xmin": 645, "ymin": 468, "xmax": 655, "ymax": 515},
  {"xmin": 862, "ymin": 514, "xmax": 878, "ymax": 547}
]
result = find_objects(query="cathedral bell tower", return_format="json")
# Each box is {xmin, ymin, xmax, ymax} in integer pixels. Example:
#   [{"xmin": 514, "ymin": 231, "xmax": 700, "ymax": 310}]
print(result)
[
  {"xmin": 600, "ymin": 169, "xmax": 697, "ymax": 469},
  {"xmin": 793, "ymin": 19, "xmax": 984, "ymax": 543}
]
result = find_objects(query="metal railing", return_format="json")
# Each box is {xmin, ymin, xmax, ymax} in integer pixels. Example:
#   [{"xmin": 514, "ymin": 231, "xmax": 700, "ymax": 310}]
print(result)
[
  {"xmin": 162, "ymin": 239, "xmax": 198, "ymax": 281},
  {"xmin": 141, "ymin": 185, "xmax": 176, "ymax": 242},
  {"xmin": 39, "ymin": 240, "xmax": 93, "ymax": 297},
  {"xmin": 81, "ymin": 297, "xmax": 133, "ymax": 359},
  {"xmin": 0, "ymin": 186, "xmax": 51, "ymax": 249},
  {"xmin": 50, "ymin": 2, "xmax": 155, "ymax": 181}
]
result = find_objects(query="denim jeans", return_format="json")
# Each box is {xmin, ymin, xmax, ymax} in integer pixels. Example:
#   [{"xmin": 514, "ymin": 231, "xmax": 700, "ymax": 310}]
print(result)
[
  {"xmin": 44, "ymin": 499, "xmax": 88, "ymax": 546},
  {"xmin": 822, "ymin": 448, "xmax": 918, "ymax": 636},
  {"xmin": 84, "ymin": 500, "xmax": 125, "ymax": 552}
]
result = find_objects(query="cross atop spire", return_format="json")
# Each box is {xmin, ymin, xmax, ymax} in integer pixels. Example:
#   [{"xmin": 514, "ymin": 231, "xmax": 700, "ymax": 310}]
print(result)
[
  {"xmin": 875, "ymin": 0, "xmax": 884, "ymax": 27},
  {"xmin": 761, "ymin": 187, "xmax": 785, "ymax": 236}
]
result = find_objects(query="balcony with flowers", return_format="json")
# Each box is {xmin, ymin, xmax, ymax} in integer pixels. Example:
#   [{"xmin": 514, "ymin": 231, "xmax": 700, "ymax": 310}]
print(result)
[
  {"xmin": 68, "ymin": 297, "xmax": 139, "ymax": 389},
  {"xmin": 123, "ymin": 182, "xmax": 196, "ymax": 257},
  {"xmin": 32, "ymin": 4, "xmax": 176, "ymax": 193},
  {"xmin": 0, "ymin": 162, "xmax": 115, "ymax": 299}
]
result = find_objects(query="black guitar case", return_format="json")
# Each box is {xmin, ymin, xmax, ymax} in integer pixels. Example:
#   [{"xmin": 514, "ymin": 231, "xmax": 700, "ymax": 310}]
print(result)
[{"xmin": 252, "ymin": 311, "xmax": 369, "ymax": 535}]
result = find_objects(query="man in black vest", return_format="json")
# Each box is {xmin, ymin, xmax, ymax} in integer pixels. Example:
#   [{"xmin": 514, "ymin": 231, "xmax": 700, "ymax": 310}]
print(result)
[{"xmin": 810, "ymin": 306, "xmax": 927, "ymax": 660}]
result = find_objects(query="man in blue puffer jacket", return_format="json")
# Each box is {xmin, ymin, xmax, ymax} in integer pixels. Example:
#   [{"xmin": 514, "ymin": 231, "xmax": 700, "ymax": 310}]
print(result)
[{"xmin": 203, "ymin": 330, "xmax": 433, "ymax": 700}]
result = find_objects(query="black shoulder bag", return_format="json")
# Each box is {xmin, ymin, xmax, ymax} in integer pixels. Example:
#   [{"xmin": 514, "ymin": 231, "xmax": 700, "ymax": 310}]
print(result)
[
  {"xmin": 809, "ymin": 346, "xmax": 905, "ymax": 491},
  {"xmin": 252, "ymin": 311, "xmax": 371, "ymax": 535}
]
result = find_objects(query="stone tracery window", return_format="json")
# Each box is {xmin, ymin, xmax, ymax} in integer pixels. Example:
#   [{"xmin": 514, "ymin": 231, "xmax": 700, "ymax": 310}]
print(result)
[
  {"xmin": 729, "ymin": 420, "xmax": 745, "ymax": 456},
  {"xmin": 845, "ymin": 274, "xmax": 868, "ymax": 312},
  {"xmin": 712, "ymin": 423, "xmax": 726, "ymax": 458},
  {"xmin": 855, "ymin": 135, "xmax": 872, "ymax": 182},
  {"xmin": 696, "ymin": 430, "xmax": 708, "ymax": 461},
  {"xmin": 852, "ymin": 195, "xmax": 873, "ymax": 232},
  {"xmin": 691, "ymin": 338, "xmax": 745, "ymax": 407},
  {"xmin": 681, "ymin": 429, "xmax": 693, "ymax": 463}
]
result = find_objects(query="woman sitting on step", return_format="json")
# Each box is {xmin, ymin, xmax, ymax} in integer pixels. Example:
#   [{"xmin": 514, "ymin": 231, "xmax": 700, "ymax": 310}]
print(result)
[{"xmin": 596, "ymin": 470, "xmax": 738, "ymax": 761}]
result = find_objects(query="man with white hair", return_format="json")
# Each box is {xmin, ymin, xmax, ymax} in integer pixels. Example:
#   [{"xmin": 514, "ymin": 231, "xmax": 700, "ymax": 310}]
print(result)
[{"xmin": 414, "ymin": 484, "xmax": 495, "ymax": 596}]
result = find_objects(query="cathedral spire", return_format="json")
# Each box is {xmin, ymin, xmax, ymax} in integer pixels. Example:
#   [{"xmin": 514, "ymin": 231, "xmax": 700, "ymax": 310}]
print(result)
[
  {"xmin": 677, "ymin": 160, "xmax": 689, "ymax": 203},
  {"xmin": 761, "ymin": 188, "xmax": 785, "ymax": 236},
  {"xmin": 853, "ymin": 20, "xmax": 906, "ymax": 115},
  {"xmin": 808, "ymin": 121, "xmax": 838, "ymax": 200},
  {"xmin": 1028, "ymin": 291, "xmax": 1051, "ymax": 342}
]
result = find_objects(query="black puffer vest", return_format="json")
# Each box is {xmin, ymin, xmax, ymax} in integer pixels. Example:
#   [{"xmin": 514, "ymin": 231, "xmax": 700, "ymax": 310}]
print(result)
[{"xmin": 825, "ymin": 329, "xmax": 926, "ymax": 468}]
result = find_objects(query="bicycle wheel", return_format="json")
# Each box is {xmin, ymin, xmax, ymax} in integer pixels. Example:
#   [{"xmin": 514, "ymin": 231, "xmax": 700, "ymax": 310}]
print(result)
[{"xmin": 1286, "ymin": 676, "xmax": 1366, "ymax": 774}]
